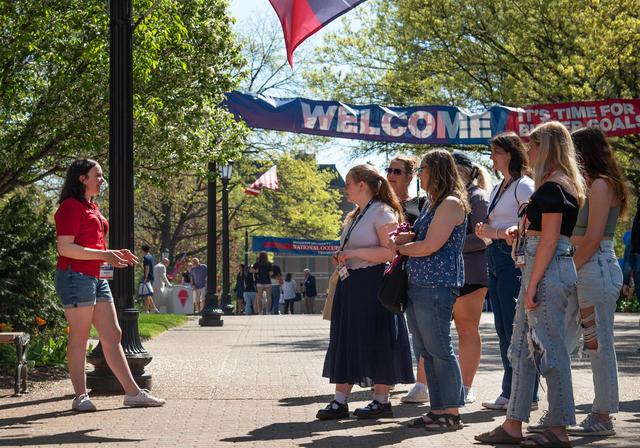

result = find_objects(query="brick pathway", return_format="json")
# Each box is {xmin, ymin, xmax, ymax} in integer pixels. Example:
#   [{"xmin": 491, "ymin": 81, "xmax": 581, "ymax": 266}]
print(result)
[{"xmin": 1, "ymin": 313, "xmax": 639, "ymax": 447}]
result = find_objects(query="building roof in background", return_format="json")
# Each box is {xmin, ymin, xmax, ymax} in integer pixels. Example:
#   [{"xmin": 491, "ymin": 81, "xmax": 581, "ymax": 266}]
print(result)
[{"xmin": 319, "ymin": 164, "xmax": 345, "ymax": 188}]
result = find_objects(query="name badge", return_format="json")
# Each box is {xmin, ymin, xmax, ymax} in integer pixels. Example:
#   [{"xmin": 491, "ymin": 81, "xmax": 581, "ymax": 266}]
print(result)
[
  {"xmin": 99, "ymin": 263, "xmax": 114, "ymax": 280},
  {"xmin": 337, "ymin": 264, "xmax": 350, "ymax": 281},
  {"xmin": 513, "ymin": 235, "xmax": 526, "ymax": 266}
]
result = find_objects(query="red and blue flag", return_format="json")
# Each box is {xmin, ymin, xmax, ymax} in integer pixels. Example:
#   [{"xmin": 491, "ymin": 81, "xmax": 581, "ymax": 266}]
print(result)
[{"xmin": 268, "ymin": 0, "xmax": 367, "ymax": 67}]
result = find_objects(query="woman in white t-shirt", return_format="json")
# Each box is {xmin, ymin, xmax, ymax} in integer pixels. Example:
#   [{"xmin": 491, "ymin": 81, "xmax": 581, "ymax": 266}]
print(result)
[{"xmin": 475, "ymin": 132, "xmax": 539, "ymax": 411}]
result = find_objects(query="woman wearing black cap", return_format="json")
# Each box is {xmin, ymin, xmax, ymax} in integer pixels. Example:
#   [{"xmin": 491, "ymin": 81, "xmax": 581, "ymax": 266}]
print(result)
[{"xmin": 451, "ymin": 152, "xmax": 490, "ymax": 404}]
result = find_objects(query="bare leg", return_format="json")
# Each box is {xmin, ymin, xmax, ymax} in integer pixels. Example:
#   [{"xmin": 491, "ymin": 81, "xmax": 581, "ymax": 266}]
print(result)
[
  {"xmin": 255, "ymin": 286, "xmax": 264, "ymax": 314},
  {"xmin": 92, "ymin": 302, "xmax": 139, "ymax": 396},
  {"xmin": 64, "ymin": 307, "xmax": 95, "ymax": 396},
  {"xmin": 416, "ymin": 356, "xmax": 427, "ymax": 385},
  {"xmin": 453, "ymin": 287, "xmax": 486, "ymax": 388}
]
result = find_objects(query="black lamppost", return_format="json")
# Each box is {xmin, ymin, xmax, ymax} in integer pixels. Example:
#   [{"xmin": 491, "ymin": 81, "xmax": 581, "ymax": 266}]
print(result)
[
  {"xmin": 200, "ymin": 161, "xmax": 223, "ymax": 327},
  {"xmin": 87, "ymin": 0, "xmax": 152, "ymax": 391},
  {"xmin": 220, "ymin": 162, "xmax": 235, "ymax": 315}
]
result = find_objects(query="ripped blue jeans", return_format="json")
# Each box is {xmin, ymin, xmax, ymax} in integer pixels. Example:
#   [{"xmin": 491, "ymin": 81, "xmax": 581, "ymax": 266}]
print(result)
[
  {"xmin": 565, "ymin": 240, "xmax": 622, "ymax": 414},
  {"xmin": 506, "ymin": 236, "xmax": 577, "ymax": 426}
]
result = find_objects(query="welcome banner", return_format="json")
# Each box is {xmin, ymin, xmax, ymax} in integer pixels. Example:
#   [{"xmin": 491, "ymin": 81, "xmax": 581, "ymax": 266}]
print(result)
[
  {"xmin": 252, "ymin": 236, "xmax": 340, "ymax": 256},
  {"xmin": 225, "ymin": 91, "xmax": 640, "ymax": 145}
]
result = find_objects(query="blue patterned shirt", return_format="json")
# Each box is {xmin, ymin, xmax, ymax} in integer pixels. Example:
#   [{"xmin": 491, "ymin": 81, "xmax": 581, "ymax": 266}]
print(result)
[{"xmin": 407, "ymin": 203, "xmax": 466, "ymax": 288}]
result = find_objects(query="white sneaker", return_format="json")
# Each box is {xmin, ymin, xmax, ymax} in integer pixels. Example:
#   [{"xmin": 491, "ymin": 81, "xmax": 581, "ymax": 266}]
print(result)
[
  {"xmin": 401, "ymin": 383, "xmax": 429, "ymax": 403},
  {"xmin": 464, "ymin": 386, "xmax": 477, "ymax": 404},
  {"xmin": 482, "ymin": 395, "xmax": 509, "ymax": 410},
  {"xmin": 72, "ymin": 394, "xmax": 97, "ymax": 412},
  {"xmin": 123, "ymin": 389, "xmax": 166, "ymax": 407}
]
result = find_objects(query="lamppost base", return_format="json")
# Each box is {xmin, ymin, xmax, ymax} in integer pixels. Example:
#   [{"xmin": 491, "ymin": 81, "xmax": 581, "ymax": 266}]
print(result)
[
  {"xmin": 199, "ymin": 310, "xmax": 224, "ymax": 327},
  {"xmin": 87, "ymin": 370, "xmax": 152, "ymax": 393}
]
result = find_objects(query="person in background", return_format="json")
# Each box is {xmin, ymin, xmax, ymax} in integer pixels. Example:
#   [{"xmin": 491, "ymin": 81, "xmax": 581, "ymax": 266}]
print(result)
[
  {"xmin": 282, "ymin": 273, "xmax": 298, "ymax": 314},
  {"xmin": 254, "ymin": 252, "xmax": 273, "ymax": 314},
  {"xmin": 476, "ymin": 121, "xmax": 585, "ymax": 447},
  {"xmin": 451, "ymin": 152, "xmax": 491, "ymax": 404},
  {"xmin": 181, "ymin": 262, "xmax": 192, "ymax": 286},
  {"xmin": 303, "ymin": 268, "xmax": 317, "ymax": 314},
  {"xmin": 54, "ymin": 158, "xmax": 165, "ymax": 412},
  {"xmin": 623, "ymin": 199, "xmax": 640, "ymax": 300},
  {"xmin": 243, "ymin": 264, "xmax": 258, "ymax": 315},
  {"xmin": 139, "ymin": 244, "xmax": 156, "ymax": 313},
  {"xmin": 270, "ymin": 263, "xmax": 283, "ymax": 315},
  {"xmin": 151, "ymin": 258, "xmax": 171, "ymax": 313},
  {"xmin": 235, "ymin": 264, "xmax": 246, "ymax": 315},
  {"xmin": 475, "ymin": 132, "xmax": 540, "ymax": 411},
  {"xmin": 190, "ymin": 258, "xmax": 208, "ymax": 314}
]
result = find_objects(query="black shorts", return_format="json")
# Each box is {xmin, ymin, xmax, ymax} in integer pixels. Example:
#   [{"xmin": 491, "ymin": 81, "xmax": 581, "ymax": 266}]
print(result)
[{"xmin": 459, "ymin": 283, "xmax": 486, "ymax": 297}]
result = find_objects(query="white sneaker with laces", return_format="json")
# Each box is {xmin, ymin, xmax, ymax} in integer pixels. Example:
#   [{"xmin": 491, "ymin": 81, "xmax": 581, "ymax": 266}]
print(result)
[
  {"xmin": 464, "ymin": 386, "xmax": 477, "ymax": 404},
  {"xmin": 401, "ymin": 383, "xmax": 429, "ymax": 403},
  {"xmin": 72, "ymin": 394, "xmax": 97, "ymax": 412},
  {"xmin": 481, "ymin": 395, "xmax": 509, "ymax": 410},
  {"xmin": 123, "ymin": 389, "xmax": 166, "ymax": 407}
]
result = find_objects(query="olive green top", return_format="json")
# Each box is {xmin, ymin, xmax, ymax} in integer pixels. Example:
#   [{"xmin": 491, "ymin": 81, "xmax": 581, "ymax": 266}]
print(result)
[{"xmin": 572, "ymin": 201, "xmax": 619, "ymax": 237}]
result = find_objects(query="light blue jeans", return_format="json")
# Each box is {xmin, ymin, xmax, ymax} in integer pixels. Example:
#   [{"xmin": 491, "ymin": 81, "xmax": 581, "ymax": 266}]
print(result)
[
  {"xmin": 406, "ymin": 284, "xmax": 465, "ymax": 410},
  {"xmin": 507, "ymin": 236, "xmax": 577, "ymax": 426},
  {"xmin": 243, "ymin": 292, "xmax": 257, "ymax": 315},
  {"xmin": 565, "ymin": 240, "xmax": 622, "ymax": 414}
]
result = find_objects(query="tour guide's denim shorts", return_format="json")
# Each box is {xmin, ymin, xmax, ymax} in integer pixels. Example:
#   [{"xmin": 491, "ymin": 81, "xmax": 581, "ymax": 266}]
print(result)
[{"xmin": 55, "ymin": 268, "xmax": 114, "ymax": 308}]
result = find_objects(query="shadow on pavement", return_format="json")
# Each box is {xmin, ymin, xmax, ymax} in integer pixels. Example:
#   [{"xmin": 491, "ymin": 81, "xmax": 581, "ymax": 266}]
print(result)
[
  {"xmin": 0, "ymin": 429, "xmax": 141, "ymax": 446},
  {"xmin": 0, "ymin": 395, "xmax": 72, "ymax": 412}
]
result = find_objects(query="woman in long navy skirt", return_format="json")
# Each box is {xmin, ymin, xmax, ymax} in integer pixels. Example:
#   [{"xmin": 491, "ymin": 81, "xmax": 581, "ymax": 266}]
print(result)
[{"xmin": 317, "ymin": 164, "xmax": 415, "ymax": 421}]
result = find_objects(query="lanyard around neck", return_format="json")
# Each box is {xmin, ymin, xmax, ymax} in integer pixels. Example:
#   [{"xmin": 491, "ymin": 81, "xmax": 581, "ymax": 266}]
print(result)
[{"xmin": 340, "ymin": 199, "xmax": 375, "ymax": 252}]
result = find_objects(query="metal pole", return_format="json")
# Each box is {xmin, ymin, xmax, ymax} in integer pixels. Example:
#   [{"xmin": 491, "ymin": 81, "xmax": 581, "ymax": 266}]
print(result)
[
  {"xmin": 244, "ymin": 229, "xmax": 249, "ymax": 267},
  {"xmin": 87, "ymin": 0, "xmax": 152, "ymax": 391},
  {"xmin": 199, "ymin": 161, "xmax": 223, "ymax": 326},
  {"xmin": 221, "ymin": 176, "xmax": 233, "ymax": 314}
]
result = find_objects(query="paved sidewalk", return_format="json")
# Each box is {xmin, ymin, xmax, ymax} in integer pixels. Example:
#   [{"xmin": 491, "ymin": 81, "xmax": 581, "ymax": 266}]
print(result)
[{"xmin": 1, "ymin": 313, "xmax": 639, "ymax": 447}]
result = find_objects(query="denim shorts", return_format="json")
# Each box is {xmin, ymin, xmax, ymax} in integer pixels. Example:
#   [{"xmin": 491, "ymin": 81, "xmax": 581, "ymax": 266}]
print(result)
[{"xmin": 55, "ymin": 268, "xmax": 113, "ymax": 308}]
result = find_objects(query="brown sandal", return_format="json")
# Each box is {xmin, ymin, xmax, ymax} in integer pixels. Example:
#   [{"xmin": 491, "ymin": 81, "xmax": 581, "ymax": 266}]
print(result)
[
  {"xmin": 520, "ymin": 429, "xmax": 572, "ymax": 448},
  {"xmin": 475, "ymin": 425, "xmax": 524, "ymax": 444}
]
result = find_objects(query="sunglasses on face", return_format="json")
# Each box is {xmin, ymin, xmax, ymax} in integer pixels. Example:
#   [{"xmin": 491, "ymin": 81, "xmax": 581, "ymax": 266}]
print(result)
[{"xmin": 385, "ymin": 167, "xmax": 404, "ymax": 175}]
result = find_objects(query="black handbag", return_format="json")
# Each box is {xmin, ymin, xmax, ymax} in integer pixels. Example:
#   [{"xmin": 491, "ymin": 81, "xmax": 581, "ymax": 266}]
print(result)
[{"xmin": 378, "ymin": 254, "xmax": 408, "ymax": 314}]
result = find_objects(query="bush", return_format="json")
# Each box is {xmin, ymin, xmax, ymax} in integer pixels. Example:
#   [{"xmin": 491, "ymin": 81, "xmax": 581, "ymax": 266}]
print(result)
[{"xmin": 0, "ymin": 188, "xmax": 65, "ymax": 335}]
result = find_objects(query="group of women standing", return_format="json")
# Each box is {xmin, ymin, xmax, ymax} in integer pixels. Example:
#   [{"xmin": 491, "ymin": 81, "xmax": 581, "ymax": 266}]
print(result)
[{"xmin": 319, "ymin": 121, "xmax": 627, "ymax": 447}]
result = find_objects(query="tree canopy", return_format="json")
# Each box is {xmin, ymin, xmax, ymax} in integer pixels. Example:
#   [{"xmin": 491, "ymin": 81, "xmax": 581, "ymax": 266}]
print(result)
[{"xmin": 0, "ymin": 0, "xmax": 246, "ymax": 198}]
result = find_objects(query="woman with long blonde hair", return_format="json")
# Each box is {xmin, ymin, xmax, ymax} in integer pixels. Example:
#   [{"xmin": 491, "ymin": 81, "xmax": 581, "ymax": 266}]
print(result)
[
  {"xmin": 476, "ymin": 121, "xmax": 584, "ymax": 447},
  {"xmin": 318, "ymin": 164, "xmax": 414, "ymax": 421},
  {"xmin": 391, "ymin": 149, "xmax": 469, "ymax": 431}
]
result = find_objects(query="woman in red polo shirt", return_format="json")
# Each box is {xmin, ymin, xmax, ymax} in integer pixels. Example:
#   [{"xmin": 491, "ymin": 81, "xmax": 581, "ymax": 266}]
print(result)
[{"xmin": 55, "ymin": 159, "xmax": 165, "ymax": 412}]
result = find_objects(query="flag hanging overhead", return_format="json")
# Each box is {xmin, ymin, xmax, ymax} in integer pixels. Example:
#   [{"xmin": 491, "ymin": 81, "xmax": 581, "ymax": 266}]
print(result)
[
  {"xmin": 245, "ymin": 165, "xmax": 279, "ymax": 196},
  {"xmin": 268, "ymin": 0, "xmax": 367, "ymax": 67}
]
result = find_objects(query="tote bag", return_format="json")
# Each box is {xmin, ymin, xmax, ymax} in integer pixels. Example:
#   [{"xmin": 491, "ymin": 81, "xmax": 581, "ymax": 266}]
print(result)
[{"xmin": 322, "ymin": 270, "xmax": 340, "ymax": 321}]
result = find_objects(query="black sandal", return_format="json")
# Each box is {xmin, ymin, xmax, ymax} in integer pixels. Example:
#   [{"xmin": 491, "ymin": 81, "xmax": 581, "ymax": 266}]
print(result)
[
  {"xmin": 407, "ymin": 412, "xmax": 437, "ymax": 428},
  {"xmin": 423, "ymin": 413, "xmax": 463, "ymax": 432}
]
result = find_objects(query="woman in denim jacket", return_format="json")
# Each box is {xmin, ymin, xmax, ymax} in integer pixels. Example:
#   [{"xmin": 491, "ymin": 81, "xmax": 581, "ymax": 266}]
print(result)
[
  {"xmin": 476, "ymin": 121, "xmax": 586, "ymax": 447},
  {"xmin": 390, "ymin": 149, "xmax": 469, "ymax": 431}
]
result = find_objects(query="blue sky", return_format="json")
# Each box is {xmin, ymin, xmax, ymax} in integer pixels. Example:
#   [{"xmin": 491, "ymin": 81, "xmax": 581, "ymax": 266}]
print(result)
[{"xmin": 228, "ymin": 0, "xmax": 388, "ymax": 179}]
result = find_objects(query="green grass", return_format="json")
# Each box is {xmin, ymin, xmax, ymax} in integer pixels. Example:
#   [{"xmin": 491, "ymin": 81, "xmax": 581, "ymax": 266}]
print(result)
[{"xmin": 89, "ymin": 314, "xmax": 188, "ymax": 340}]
